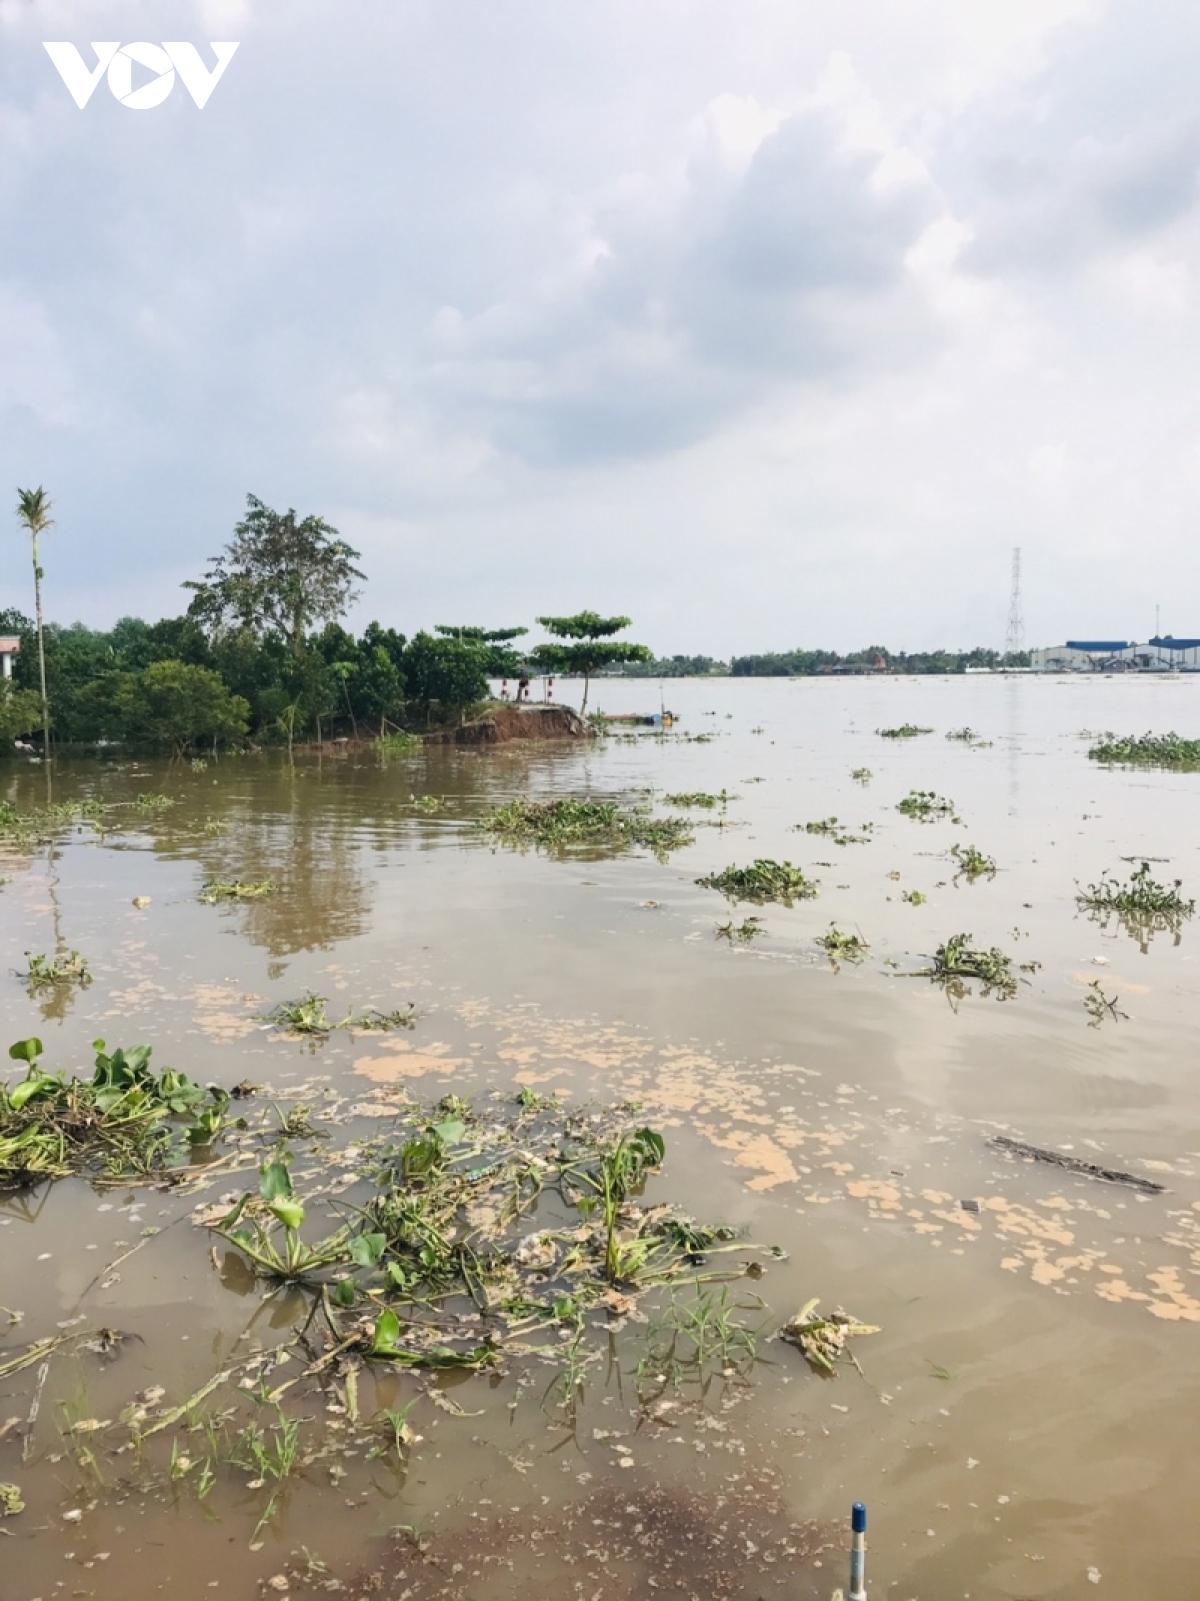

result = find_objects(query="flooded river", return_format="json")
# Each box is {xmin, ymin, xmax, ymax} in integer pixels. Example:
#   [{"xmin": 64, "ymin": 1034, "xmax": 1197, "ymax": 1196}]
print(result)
[{"xmin": 2, "ymin": 673, "xmax": 1199, "ymax": 1600}]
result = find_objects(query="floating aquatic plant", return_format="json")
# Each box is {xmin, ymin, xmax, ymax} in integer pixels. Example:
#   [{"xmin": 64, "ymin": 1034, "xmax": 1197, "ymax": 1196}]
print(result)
[
  {"xmin": 1076, "ymin": 861, "xmax": 1195, "ymax": 947},
  {"xmin": 912, "ymin": 933, "xmax": 1017, "ymax": 999},
  {"xmin": 482, "ymin": 797, "xmax": 693, "ymax": 858},
  {"xmin": 696, "ymin": 859, "xmax": 818, "ymax": 905},
  {"xmin": 21, "ymin": 951, "xmax": 91, "ymax": 993},
  {"xmin": 1087, "ymin": 731, "xmax": 1200, "ymax": 769},
  {"xmin": 950, "ymin": 844, "xmax": 996, "ymax": 880},
  {"xmin": 199, "ymin": 878, "xmax": 277, "ymax": 903},
  {"xmin": 0, "ymin": 1037, "xmax": 227, "ymax": 1187},
  {"xmin": 896, "ymin": 790, "xmax": 956, "ymax": 822},
  {"xmin": 877, "ymin": 724, "xmax": 932, "ymax": 739},
  {"xmin": 817, "ymin": 927, "xmax": 868, "ymax": 963}
]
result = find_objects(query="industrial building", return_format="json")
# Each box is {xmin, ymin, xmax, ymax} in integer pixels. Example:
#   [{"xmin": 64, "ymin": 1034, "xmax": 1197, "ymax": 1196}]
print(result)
[{"xmin": 1031, "ymin": 637, "xmax": 1200, "ymax": 672}]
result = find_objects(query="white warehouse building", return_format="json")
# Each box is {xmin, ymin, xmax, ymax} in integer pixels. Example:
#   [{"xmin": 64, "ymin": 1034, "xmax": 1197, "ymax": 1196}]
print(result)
[{"xmin": 1031, "ymin": 637, "xmax": 1200, "ymax": 672}]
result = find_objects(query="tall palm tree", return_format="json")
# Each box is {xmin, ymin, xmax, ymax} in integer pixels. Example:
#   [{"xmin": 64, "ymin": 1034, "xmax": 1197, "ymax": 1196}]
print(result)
[{"xmin": 15, "ymin": 486, "xmax": 53, "ymax": 750}]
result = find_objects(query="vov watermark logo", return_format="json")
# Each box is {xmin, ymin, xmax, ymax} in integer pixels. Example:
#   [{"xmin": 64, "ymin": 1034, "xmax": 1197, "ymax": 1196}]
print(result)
[{"xmin": 44, "ymin": 42, "xmax": 239, "ymax": 110}]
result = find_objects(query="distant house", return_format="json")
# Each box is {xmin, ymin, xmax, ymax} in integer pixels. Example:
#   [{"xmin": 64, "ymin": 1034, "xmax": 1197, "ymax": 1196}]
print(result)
[{"xmin": 0, "ymin": 636, "xmax": 19, "ymax": 679}]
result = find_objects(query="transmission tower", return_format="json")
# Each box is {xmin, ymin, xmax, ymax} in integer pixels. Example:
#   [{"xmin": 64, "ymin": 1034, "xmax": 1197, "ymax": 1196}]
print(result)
[{"xmin": 1005, "ymin": 546, "xmax": 1025, "ymax": 658}]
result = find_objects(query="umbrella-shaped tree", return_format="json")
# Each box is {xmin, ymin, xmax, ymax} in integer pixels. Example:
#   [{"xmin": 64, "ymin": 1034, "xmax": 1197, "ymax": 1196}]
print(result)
[{"xmin": 530, "ymin": 612, "xmax": 651, "ymax": 714}]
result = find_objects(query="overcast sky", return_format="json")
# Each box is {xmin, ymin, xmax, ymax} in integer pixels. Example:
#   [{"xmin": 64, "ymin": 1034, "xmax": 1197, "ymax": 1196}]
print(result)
[{"xmin": 1, "ymin": 0, "xmax": 1196, "ymax": 654}]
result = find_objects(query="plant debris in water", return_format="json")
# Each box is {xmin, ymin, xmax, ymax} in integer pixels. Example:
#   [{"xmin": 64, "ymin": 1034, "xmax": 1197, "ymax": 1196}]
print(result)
[
  {"xmin": 1085, "ymin": 980, "xmax": 1128, "ymax": 1025},
  {"xmin": 950, "ymin": 843, "xmax": 997, "ymax": 880},
  {"xmin": 265, "ymin": 994, "xmax": 416, "ymax": 1036},
  {"xmin": 897, "ymin": 789, "xmax": 957, "ymax": 822},
  {"xmin": 778, "ymin": 1298, "xmax": 880, "ymax": 1376},
  {"xmin": 817, "ymin": 926, "xmax": 868, "ymax": 963},
  {"xmin": 801, "ymin": 817, "xmax": 874, "ymax": 845},
  {"xmin": 482, "ymin": 797, "xmax": 694, "ymax": 858},
  {"xmin": 912, "ymin": 932, "xmax": 1018, "ymax": 999},
  {"xmin": 1088, "ymin": 731, "xmax": 1200, "ymax": 769},
  {"xmin": 20, "ymin": 950, "xmax": 92, "ymax": 992},
  {"xmin": 716, "ymin": 916, "xmax": 765, "ymax": 943},
  {"xmin": 0, "ymin": 1037, "xmax": 227, "ymax": 1187},
  {"xmin": 664, "ymin": 790, "xmax": 732, "ymax": 809},
  {"xmin": 696, "ymin": 859, "xmax": 818, "ymax": 905},
  {"xmin": 199, "ymin": 878, "xmax": 277, "ymax": 903},
  {"xmin": 850, "ymin": 767, "xmax": 872, "ymax": 783},
  {"xmin": 877, "ymin": 724, "xmax": 932, "ymax": 739}
]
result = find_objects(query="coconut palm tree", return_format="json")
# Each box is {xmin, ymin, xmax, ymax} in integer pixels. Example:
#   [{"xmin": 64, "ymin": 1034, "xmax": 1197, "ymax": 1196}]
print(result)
[{"xmin": 15, "ymin": 486, "xmax": 52, "ymax": 750}]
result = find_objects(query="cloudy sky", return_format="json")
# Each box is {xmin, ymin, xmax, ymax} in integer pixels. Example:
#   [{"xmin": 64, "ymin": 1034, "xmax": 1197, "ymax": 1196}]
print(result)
[{"xmin": 1, "ymin": 0, "xmax": 1197, "ymax": 654}]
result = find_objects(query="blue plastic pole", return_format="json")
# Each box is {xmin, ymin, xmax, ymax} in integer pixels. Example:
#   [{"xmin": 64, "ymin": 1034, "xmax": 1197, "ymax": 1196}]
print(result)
[{"xmin": 848, "ymin": 1502, "xmax": 867, "ymax": 1601}]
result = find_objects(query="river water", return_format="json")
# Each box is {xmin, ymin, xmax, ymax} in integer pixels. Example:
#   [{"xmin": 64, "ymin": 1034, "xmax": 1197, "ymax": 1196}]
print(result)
[{"xmin": 1, "ymin": 673, "xmax": 1198, "ymax": 1600}]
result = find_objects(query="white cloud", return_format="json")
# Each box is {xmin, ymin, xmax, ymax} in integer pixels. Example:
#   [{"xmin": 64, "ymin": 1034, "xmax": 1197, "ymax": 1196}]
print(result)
[{"xmin": 0, "ymin": 0, "xmax": 1197, "ymax": 651}]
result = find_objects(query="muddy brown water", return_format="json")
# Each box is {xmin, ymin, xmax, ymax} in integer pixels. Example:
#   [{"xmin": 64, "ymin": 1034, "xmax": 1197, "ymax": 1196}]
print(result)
[{"xmin": 2, "ymin": 675, "xmax": 1200, "ymax": 1599}]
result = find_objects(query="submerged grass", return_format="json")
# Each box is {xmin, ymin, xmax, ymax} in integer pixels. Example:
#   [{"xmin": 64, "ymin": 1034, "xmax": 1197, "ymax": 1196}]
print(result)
[
  {"xmin": 1088, "ymin": 731, "xmax": 1200, "ymax": 768},
  {"xmin": 482, "ymin": 797, "xmax": 694, "ymax": 858},
  {"xmin": 696, "ymin": 859, "xmax": 818, "ymax": 905}
]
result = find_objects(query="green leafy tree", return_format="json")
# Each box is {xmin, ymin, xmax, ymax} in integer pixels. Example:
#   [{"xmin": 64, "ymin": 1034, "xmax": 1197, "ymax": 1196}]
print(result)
[
  {"xmin": 14, "ymin": 487, "xmax": 53, "ymax": 746},
  {"xmin": 79, "ymin": 661, "xmax": 249, "ymax": 754},
  {"xmin": 402, "ymin": 632, "xmax": 490, "ymax": 724},
  {"xmin": 0, "ymin": 681, "xmax": 43, "ymax": 747},
  {"xmin": 434, "ymin": 624, "xmax": 528, "ymax": 679},
  {"xmin": 530, "ymin": 612, "xmax": 652, "ymax": 713},
  {"xmin": 184, "ymin": 494, "xmax": 365, "ymax": 657}
]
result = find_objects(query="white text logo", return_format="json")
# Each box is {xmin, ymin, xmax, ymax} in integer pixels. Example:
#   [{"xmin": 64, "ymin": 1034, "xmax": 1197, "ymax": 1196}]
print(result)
[{"xmin": 43, "ymin": 43, "xmax": 239, "ymax": 110}]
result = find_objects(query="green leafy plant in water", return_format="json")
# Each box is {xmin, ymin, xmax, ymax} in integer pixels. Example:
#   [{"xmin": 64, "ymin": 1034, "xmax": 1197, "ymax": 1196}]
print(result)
[
  {"xmin": 1088, "ymin": 731, "xmax": 1200, "ymax": 769},
  {"xmin": 950, "ymin": 844, "xmax": 996, "ymax": 880},
  {"xmin": 482, "ymin": 797, "xmax": 693, "ymax": 859},
  {"xmin": 576, "ymin": 1127, "xmax": 665, "ymax": 1283},
  {"xmin": 945, "ymin": 727, "xmax": 989, "ymax": 744},
  {"xmin": 0, "ymin": 1037, "xmax": 228, "ymax": 1187},
  {"xmin": 696, "ymin": 859, "xmax": 818, "ymax": 905},
  {"xmin": 664, "ymin": 790, "xmax": 732, "ymax": 809},
  {"xmin": 132, "ymin": 793, "xmax": 174, "ymax": 811},
  {"xmin": 914, "ymin": 933, "xmax": 1018, "ymax": 999},
  {"xmin": 817, "ymin": 926, "xmax": 868, "ymax": 963},
  {"xmin": 716, "ymin": 916, "xmax": 765, "ymax": 943},
  {"xmin": 199, "ymin": 878, "xmax": 276, "ymax": 903},
  {"xmin": 411, "ymin": 794, "xmax": 443, "ymax": 814},
  {"xmin": 897, "ymin": 790, "xmax": 956, "ymax": 822},
  {"xmin": 850, "ymin": 767, "xmax": 872, "ymax": 783},
  {"xmin": 265, "ymin": 993, "xmax": 343, "ymax": 1035},
  {"xmin": 901, "ymin": 889, "xmax": 927, "ymax": 905},
  {"xmin": 21, "ymin": 950, "xmax": 91, "ymax": 992},
  {"xmin": 877, "ymin": 724, "xmax": 932, "ymax": 739},
  {"xmin": 211, "ymin": 1159, "xmax": 353, "ymax": 1282},
  {"xmin": 1077, "ymin": 862, "xmax": 1195, "ymax": 948},
  {"xmin": 0, "ymin": 1482, "xmax": 24, "ymax": 1515},
  {"xmin": 801, "ymin": 817, "xmax": 873, "ymax": 846}
]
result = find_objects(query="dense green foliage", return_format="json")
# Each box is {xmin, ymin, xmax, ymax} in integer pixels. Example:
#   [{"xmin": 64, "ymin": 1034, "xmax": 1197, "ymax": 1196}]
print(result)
[
  {"xmin": 730, "ymin": 647, "xmax": 1031, "ymax": 676},
  {"xmin": 1087, "ymin": 731, "xmax": 1200, "ymax": 768},
  {"xmin": 530, "ymin": 612, "xmax": 652, "ymax": 712}
]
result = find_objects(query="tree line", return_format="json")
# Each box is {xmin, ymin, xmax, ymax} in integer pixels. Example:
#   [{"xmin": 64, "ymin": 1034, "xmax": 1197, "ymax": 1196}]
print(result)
[{"xmin": 2, "ymin": 490, "xmax": 651, "ymax": 754}]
